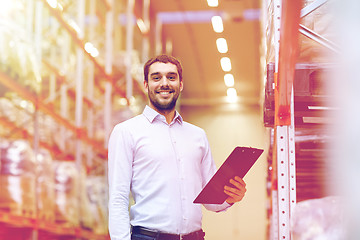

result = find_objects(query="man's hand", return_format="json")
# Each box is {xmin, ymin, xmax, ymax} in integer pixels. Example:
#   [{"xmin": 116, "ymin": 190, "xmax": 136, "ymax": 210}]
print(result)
[{"xmin": 224, "ymin": 176, "xmax": 246, "ymax": 204}]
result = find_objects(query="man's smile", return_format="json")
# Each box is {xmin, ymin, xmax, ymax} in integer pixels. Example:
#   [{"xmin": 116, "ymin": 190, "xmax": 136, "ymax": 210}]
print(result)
[{"xmin": 156, "ymin": 89, "xmax": 175, "ymax": 96}]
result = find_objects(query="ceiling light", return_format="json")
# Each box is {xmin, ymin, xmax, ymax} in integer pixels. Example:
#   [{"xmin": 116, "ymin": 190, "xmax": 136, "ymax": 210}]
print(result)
[
  {"xmin": 46, "ymin": 0, "xmax": 63, "ymax": 11},
  {"xmin": 211, "ymin": 16, "xmax": 223, "ymax": 33},
  {"xmin": 47, "ymin": 0, "xmax": 57, "ymax": 8},
  {"xmin": 220, "ymin": 57, "xmax": 232, "ymax": 72},
  {"xmin": 216, "ymin": 38, "xmax": 228, "ymax": 53},
  {"xmin": 224, "ymin": 73, "xmax": 234, "ymax": 87},
  {"xmin": 136, "ymin": 18, "xmax": 148, "ymax": 34},
  {"xmin": 68, "ymin": 19, "xmax": 81, "ymax": 34},
  {"xmin": 207, "ymin": 0, "xmax": 218, "ymax": 7},
  {"xmin": 227, "ymin": 88, "xmax": 237, "ymax": 102},
  {"xmin": 20, "ymin": 100, "xmax": 29, "ymax": 109},
  {"xmin": 118, "ymin": 98, "xmax": 128, "ymax": 106},
  {"xmin": 84, "ymin": 42, "xmax": 99, "ymax": 57}
]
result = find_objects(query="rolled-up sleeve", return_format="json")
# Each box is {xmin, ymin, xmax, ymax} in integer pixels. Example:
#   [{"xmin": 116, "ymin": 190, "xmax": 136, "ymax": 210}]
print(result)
[{"xmin": 108, "ymin": 124, "xmax": 134, "ymax": 240}]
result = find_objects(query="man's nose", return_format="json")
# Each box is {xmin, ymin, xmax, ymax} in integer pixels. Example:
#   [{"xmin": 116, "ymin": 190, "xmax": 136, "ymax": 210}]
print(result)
[{"xmin": 160, "ymin": 76, "xmax": 170, "ymax": 86}]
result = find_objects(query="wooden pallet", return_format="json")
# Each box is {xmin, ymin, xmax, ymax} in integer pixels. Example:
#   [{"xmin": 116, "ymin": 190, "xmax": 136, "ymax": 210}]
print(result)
[
  {"xmin": 54, "ymin": 215, "xmax": 79, "ymax": 229},
  {"xmin": 38, "ymin": 210, "xmax": 55, "ymax": 222},
  {"xmin": 0, "ymin": 202, "xmax": 35, "ymax": 219}
]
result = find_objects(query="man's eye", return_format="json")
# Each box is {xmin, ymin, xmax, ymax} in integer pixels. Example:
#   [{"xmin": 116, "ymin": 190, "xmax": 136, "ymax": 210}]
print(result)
[
  {"xmin": 168, "ymin": 75, "xmax": 176, "ymax": 80},
  {"xmin": 152, "ymin": 76, "xmax": 160, "ymax": 80}
]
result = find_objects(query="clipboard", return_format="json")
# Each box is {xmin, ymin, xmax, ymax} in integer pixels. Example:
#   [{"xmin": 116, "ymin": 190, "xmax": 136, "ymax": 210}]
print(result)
[{"xmin": 193, "ymin": 146, "xmax": 264, "ymax": 204}]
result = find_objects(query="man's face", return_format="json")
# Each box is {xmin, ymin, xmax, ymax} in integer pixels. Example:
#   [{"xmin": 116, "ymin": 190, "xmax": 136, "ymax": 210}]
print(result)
[{"xmin": 144, "ymin": 62, "xmax": 183, "ymax": 112}]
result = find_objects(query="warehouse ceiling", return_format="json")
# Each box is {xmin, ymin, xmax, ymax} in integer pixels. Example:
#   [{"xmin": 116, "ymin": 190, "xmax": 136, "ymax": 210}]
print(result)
[{"xmin": 147, "ymin": 0, "xmax": 263, "ymax": 109}]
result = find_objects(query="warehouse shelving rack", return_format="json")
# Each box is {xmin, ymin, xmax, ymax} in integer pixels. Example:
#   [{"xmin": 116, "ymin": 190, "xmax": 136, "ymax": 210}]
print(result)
[
  {"xmin": 262, "ymin": 0, "xmax": 337, "ymax": 239},
  {"xmin": 0, "ymin": 212, "xmax": 109, "ymax": 240},
  {"xmin": 0, "ymin": 0, "xmax": 154, "ymax": 239}
]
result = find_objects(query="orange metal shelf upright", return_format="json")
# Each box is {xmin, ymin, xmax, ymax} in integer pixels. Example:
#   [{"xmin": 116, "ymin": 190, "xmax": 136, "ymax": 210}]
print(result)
[{"xmin": 269, "ymin": 0, "xmax": 302, "ymax": 239}]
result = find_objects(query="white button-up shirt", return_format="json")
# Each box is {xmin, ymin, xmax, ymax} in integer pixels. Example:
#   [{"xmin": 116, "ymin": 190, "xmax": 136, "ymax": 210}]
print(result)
[{"xmin": 108, "ymin": 106, "xmax": 231, "ymax": 240}]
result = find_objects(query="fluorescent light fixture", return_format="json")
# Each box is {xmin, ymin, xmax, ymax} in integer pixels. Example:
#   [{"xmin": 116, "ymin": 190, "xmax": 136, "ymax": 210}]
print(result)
[
  {"xmin": 227, "ymin": 88, "xmax": 237, "ymax": 102},
  {"xmin": 216, "ymin": 38, "xmax": 228, "ymax": 53},
  {"xmin": 207, "ymin": 0, "xmax": 219, "ymax": 7},
  {"xmin": 211, "ymin": 16, "xmax": 223, "ymax": 33},
  {"xmin": 157, "ymin": 10, "xmax": 222, "ymax": 24},
  {"xmin": 220, "ymin": 57, "xmax": 232, "ymax": 72},
  {"xmin": 224, "ymin": 73, "xmax": 234, "ymax": 87}
]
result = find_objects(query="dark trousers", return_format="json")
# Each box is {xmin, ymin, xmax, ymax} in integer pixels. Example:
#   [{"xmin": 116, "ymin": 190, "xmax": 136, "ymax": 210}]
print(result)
[{"xmin": 131, "ymin": 226, "xmax": 205, "ymax": 240}]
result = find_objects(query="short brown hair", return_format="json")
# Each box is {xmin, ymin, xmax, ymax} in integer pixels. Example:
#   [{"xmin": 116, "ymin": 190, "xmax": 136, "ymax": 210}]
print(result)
[{"xmin": 144, "ymin": 54, "xmax": 183, "ymax": 82}]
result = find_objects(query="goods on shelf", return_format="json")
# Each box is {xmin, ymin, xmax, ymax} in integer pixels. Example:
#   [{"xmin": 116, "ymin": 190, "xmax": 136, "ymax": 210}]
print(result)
[
  {"xmin": 79, "ymin": 169, "xmax": 95, "ymax": 230},
  {"xmin": 0, "ymin": 95, "xmax": 60, "ymax": 154},
  {"xmin": 264, "ymin": 0, "xmax": 334, "ymax": 64},
  {"xmin": 85, "ymin": 175, "xmax": 108, "ymax": 235},
  {"xmin": 291, "ymin": 196, "xmax": 345, "ymax": 240},
  {"xmin": 36, "ymin": 149, "xmax": 55, "ymax": 222},
  {"xmin": 0, "ymin": 24, "xmax": 41, "ymax": 96},
  {"xmin": 298, "ymin": 0, "xmax": 334, "ymax": 63},
  {"xmin": 295, "ymin": 126, "xmax": 333, "ymax": 202},
  {"xmin": 0, "ymin": 95, "xmax": 34, "ymax": 128},
  {"xmin": 53, "ymin": 160, "xmax": 108, "ymax": 234},
  {"xmin": 263, "ymin": 62, "xmax": 334, "ymax": 127},
  {"xmin": 53, "ymin": 161, "xmax": 79, "ymax": 227},
  {"xmin": 0, "ymin": 140, "xmax": 36, "ymax": 218}
]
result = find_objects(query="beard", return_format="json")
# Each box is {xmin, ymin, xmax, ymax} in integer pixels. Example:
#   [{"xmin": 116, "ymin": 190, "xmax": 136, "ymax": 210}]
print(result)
[{"xmin": 148, "ymin": 86, "xmax": 179, "ymax": 111}]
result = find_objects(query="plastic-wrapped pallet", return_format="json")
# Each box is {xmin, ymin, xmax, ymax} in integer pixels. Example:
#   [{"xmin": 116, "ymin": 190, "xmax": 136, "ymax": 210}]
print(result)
[
  {"xmin": 291, "ymin": 196, "xmax": 346, "ymax": 240},
  {"xmin": 264, "ymin": 0, "xmax": 334, "ymax": 64},
  {"xmin": 298, "ymin": 0, "xmax": 335, "ymax": 63},
  {"xmin": 86, "ymin": 175, "xmax": 109, "ymax": 235},
  {"xmin": 79, "ymin": 169, "xmax": 95, "ymax": 230},
  {"xmin": 0, "ymin": 139, "xmax": 36, "ymax": 218},
  {"xmin": 36, "ymin": 149, "xmax": 55, "ymax": 222},
  {"xmin": 53, "ymin": 161, "xmax": 79, "ymax": 227}
]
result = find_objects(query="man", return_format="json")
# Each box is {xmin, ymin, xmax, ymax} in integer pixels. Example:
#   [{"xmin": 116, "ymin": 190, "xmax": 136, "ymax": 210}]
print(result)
[{"xmin": 108, "ymin": 54, "xmax": 247, "ymax": 240}]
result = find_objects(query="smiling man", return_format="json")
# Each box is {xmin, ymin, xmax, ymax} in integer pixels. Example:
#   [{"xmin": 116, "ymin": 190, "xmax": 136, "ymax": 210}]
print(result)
[
  {"xmin": 108, "ymin": 54, "xmax": 247, "ymax": 240},
  {"xmin": 145, "ymin": 59, "xmax": 183, "ymax": 123}
]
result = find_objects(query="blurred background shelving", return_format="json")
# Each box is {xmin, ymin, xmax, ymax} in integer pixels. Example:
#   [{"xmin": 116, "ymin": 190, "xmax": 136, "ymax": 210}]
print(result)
[{"xmin": 0, "ymin": 0, "xmax": 148, "ymax": 239}]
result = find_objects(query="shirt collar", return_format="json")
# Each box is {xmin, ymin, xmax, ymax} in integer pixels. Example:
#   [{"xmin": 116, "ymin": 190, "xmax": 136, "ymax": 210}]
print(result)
[{"xmin": 143, "ymin": 105, "xmax": 183, "ymax": 125}]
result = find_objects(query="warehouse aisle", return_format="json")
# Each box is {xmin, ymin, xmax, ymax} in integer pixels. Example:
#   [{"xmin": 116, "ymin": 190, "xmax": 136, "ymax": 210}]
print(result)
[{"xmin": 181, "ymin": 105, "xmax": 268, "ymax": 240}]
